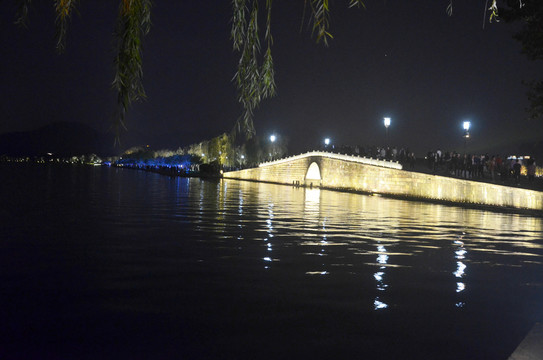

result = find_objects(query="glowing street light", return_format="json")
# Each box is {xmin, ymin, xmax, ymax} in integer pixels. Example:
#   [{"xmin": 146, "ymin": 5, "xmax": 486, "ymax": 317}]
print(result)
[
  {"xmin": 383, "ymin": 117, "xmax": 391, "ymax": 146},
  {"xmin": 269, "ymin": 134, "xmax": 277, "ymax": 160},
  {"xmin": 324, "ymin": 137, "xmax": 330, "ymax": 149},
  {"xmin": 462, "ymin": 121, "xmax": 471, "ymax": 154},
  {"xmin": 384, "ymin": 117, "xmax": 391, "ymax": 128},
  {"xmin": 463, "ymin": 121, "xmax": 471, "ymax": 135}
]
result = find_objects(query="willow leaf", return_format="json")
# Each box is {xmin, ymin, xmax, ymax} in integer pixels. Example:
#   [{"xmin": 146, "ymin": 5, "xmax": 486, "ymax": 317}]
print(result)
[{"xmin": 348, "ymin": 0, "xmax": 365, "ymax": 9}]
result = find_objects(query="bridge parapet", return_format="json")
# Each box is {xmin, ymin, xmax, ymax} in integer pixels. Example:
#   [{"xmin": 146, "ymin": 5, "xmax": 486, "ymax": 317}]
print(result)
[{"xmin": 259, "ymin": 151, "xmax": 402, "ymax": 170}]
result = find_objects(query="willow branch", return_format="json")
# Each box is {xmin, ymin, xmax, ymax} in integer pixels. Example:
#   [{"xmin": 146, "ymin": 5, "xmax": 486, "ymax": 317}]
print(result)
[
  {"xmin": 112, "ymin": 0, "xmax": 152, "ymax": 142},
  {"xmin": 54, "ymin": 0, "xmax": 79, "ymax": 53}
]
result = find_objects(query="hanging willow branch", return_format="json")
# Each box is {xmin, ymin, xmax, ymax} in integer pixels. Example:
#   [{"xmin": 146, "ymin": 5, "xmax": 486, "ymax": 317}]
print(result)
[
  {"xmin": 54, "ymin": 0, "xmax": 78, "ymax": 53},
  {"xmin": 490, "ymin": 0, "xmax": 500, "ymax": 22},
  {"xmin": 231, "ymin": 0, "xmax": 367, "ymax": 139},
  {"xmin": 231, "ymin": 0, "xmax": 247, "ymax": 51},
  {"xmin": 232, "ymin": 0, "xmax": 276, "ymax": 139},
  {"xmin": 261, "ymin": 0, "xmax": 275, "ymax": 100},
  {"xmin": 308, "ymin": 0, "xmax": 365, "ymax": 44},
  {"xmin": 309, "ymin": 0, "xmax": 332, "ymax": 46},
  {"xmin": 447, "ymin": 0, "xmax": 453, "ymax": 16},
  {"xmin": 348, "ymin": 0, "xmax": 365, "ymax": 8},
  {"xmin": 112, "ymin": 0, "xmax": 152, "ymax": 143}
]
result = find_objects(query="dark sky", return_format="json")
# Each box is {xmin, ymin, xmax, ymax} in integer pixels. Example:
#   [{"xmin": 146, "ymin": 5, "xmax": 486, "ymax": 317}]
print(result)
[{"xmin": 1, "ymin": 1, "xmax": 541, "ymax": 155}]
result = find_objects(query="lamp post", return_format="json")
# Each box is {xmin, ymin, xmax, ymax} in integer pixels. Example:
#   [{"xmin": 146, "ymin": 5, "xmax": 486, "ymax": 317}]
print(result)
[
  {"xmin": 463, "ymin": 121, "xmax": 471, "ymax": 154},
  {"xmin": 324, "ymin": 137, "xmax": 330, "ymax": 151},
  {"xmin": 383, "ymin": 117, "xmax": 391, "ymax": 146},
  {"xmin": 269, "ymin": 134, "xmax": 276, "ymax": 160}
]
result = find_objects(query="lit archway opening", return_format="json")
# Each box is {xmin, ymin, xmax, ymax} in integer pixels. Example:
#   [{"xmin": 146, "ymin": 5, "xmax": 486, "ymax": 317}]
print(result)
[{"xmin": 305, "ymin": 162, "xmax": 322, "ymax": 181}]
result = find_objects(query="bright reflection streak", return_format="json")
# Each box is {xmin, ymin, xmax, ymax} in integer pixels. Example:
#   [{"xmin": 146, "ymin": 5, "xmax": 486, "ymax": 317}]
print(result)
[
  {"xmin": 456, "ymin": 282, "xmax": 465, "ymax": 293},
  {"xmin": 374, "ymin": 243, "xmax": 389, "ymax": 309},
  {"xmin": 305, "ymin": 271, "xmax": 330, "ymax": 275},
  {"xmin": 454, "ymin": 262, "xmax": 466, "ymax": 278},
  {"xmin": 263, "ymin": 202, "xmax": 275, "ymax": 268},
  {"xmin": 304, "ymin": 188, "xmax": 321, "ymax": 206},
  {"xmin": 454, "ymin": 235, "xmax": 468, "ymax": 301},
  {"xmin": 456, "ymin": 249, "xmax": 467, "ymax": 259},
  {"xmin": 377, "ymin": 254, "xmax": 389, "ymax": 264},
  {"xmin": 374, "ymin": 298, "xmax": 388, "ymax": 310},
  {"xmin": 238, "ymin": 190, "xmax": 243, "ymax": 215}
]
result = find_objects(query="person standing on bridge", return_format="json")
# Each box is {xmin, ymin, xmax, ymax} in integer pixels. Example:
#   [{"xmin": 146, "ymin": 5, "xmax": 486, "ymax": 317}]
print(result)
[
  {"xmin": 513, "ymin": 159, "xmax": 522, "ymax": 185},
  {"xmin": 527, "ymin": 159, "xmax": 536, "ymax": 183}
]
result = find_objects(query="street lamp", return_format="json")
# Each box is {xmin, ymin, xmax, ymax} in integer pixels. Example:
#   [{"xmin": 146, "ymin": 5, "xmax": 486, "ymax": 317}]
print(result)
[
  {"xmin": 324, "ymin": 137, "xmax": 330, "ymax": 150},
  {"xmin": 383, "ymin": 117, "xmax": 391, "ymax": 146},
  {"xmin": 463, "ymin": 121, "xmax": 471, "ymax": 134},
  {"xmin": 269, "ymin": 134, "xmax": 276, "ymax": 160},
  {"xmin": 463, "ymin": 121, "xmax": 471, "ymax": 154}
]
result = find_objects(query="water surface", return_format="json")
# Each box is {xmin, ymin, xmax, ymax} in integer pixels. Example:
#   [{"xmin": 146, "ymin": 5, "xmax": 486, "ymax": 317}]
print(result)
[{"xmin": 1, "ymin": 164, "xmax": 542, "ymax": 359}]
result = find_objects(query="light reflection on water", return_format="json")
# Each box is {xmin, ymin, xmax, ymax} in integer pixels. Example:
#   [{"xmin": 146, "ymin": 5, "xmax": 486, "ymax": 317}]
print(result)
[
  {"xmin": 216, "ymin": 179, "xmax": 543, "ymax": 267},
  {"xmin": 196, "ymin": 178, "xmax": 543, "ymax": 316},
  {"xmin": 2, "ymin": 165, "xmax": 543, "ymax": 359}
]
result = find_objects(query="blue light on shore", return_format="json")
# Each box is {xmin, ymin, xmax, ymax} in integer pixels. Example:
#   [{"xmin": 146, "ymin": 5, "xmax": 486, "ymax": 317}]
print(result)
[{"xmin": 115, "ymin": 154, "xmax": 195, "ymax": 172}]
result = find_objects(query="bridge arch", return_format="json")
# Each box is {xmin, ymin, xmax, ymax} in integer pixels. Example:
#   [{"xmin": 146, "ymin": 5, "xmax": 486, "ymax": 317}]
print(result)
[{"xmin": 305, "ymin": 161, "xmax": 322, "ymax": 187}]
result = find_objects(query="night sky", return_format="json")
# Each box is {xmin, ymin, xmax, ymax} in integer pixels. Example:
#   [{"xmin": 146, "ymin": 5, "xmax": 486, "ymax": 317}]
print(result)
[{"xmin": 1, "ymin": 1, "xmax": 541, "ymax": 155}]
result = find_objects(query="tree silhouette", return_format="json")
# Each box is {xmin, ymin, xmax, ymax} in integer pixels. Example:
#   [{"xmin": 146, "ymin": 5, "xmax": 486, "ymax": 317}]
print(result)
[{"xmin": 501, "ymin": 0, "xmax": 543, "ymax": 120}]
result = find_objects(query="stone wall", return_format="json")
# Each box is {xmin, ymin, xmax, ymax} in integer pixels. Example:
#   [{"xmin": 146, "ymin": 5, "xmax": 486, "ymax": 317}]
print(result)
[
  {"xmin": 224, "ymin": 153, "xmax": 543, "ymax": 211},
  {"xmin": 225, "ymin": 156, "xmax": 313, "ymax": 186}
]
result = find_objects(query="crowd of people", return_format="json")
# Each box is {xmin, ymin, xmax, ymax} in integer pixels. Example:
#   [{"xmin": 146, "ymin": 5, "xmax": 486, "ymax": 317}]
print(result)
[
  {"xmin": 424, "ymin": 150, "xmax": 537, "ymax": 185},
  {"xmin": 374, "ymin": 146, "xmax": 416, "ymax": 168},
  {"xmin": 320, "ymin": 143, "xmax": 538, "ymax": 186},
  {"xmin": 324, "ymin": 144, "xmax": 417, "ymax": 168}
]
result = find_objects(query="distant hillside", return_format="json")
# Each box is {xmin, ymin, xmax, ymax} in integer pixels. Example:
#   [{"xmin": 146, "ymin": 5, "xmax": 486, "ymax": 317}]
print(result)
[{"xmin": 0, "ymin": 122, "xmax": 117, "ymax": 157}]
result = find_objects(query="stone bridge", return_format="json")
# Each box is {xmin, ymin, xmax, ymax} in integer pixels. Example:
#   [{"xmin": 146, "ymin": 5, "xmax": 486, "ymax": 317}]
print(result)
[{"xmin": 223, "ymin": 151, "xmax": 543, "ymax": 212}]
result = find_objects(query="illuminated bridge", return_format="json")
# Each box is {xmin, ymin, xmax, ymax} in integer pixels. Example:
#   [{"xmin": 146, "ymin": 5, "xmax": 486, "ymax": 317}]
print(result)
[{"xmin": 223, "ymin": 151, "xmax": 543, "ymax": 212}]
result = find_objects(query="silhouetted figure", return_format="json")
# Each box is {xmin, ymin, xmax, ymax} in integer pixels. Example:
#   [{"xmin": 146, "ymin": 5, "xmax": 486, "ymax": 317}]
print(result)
[
  {"xmin": 527, "ymin": 159, "xmax": 536, "ymax": 183},
  {"xmin": 513, "ymin": 159, "xmax": 522, "ymax": 185},
  {"xmin": 409, "ymin": 152, "xmax": 416, "ymax": 169}
]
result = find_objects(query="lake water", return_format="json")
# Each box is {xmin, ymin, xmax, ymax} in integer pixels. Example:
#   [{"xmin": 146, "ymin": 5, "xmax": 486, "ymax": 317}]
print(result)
[{"xmin": 1, "ymin": 164, "xmax": 542, "ymax": 359}]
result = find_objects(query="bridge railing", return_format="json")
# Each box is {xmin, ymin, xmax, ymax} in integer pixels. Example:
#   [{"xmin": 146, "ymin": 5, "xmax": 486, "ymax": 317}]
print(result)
[{"xmin": 259, "ymin": 151, "xmax": 403, "ymax": 170}]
